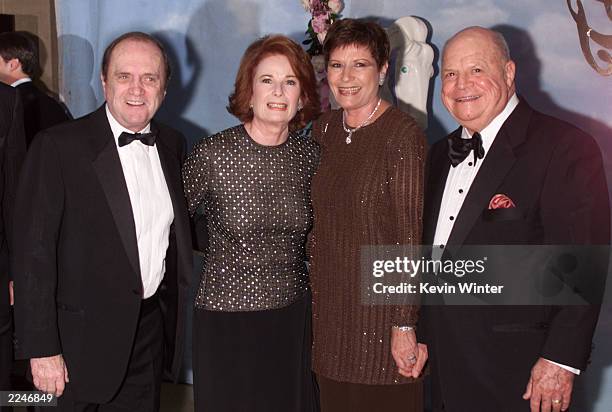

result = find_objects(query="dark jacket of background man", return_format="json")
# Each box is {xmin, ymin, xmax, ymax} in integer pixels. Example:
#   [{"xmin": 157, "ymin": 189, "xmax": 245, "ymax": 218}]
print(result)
[
  {"xmin": 0, "ymin": 82, "xmax": 26, "ymax": 406},
  {"xmin": 0, "ymin": 31, "xmax": 71, "ymax": 148}
]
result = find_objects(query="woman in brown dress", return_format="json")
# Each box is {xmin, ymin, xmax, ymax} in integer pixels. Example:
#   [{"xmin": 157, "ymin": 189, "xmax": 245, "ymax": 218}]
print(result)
[{"xmin": 309, "ymin": 19, "xmax": 428, "ymax": 411}]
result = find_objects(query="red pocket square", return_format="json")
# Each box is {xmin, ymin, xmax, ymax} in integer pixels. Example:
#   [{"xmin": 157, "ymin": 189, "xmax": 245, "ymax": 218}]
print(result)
[{"xmin": 488, "ymin": 194, "xmax": 516, "ymax": 209}]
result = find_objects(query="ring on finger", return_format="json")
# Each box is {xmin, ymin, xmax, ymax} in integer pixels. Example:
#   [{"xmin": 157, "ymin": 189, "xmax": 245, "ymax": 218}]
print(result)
[{"xmin": 552, "ymin": 399, "xmax": 561, "ymax": 404}]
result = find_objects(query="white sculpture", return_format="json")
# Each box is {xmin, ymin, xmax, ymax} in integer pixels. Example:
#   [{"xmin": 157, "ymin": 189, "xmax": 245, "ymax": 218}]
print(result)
[{"xmin": 383, "ymin": 16, "xmax": 434, "ymax": 130}]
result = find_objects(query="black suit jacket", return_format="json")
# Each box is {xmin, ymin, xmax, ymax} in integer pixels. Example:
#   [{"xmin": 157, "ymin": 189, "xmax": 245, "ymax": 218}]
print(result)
[
  {"xmin": 0, "ymin": 83, "xmax": 25, "ymax": 330},
  {"xmin": 12, "ymin": 106, "xmax": 192, "ymax": 403},
  {"xmin": 422, "ymin": 99, "xmax": 610, "ymax": 411},
  {"xmin": 16, "ymin": 81, "xmax": 71, "ymax": 148}
]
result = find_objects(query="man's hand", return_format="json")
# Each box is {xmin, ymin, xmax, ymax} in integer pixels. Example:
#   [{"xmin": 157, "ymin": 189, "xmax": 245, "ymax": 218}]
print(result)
[
  {"xmin": 8, "ymin": 281, "xmax": 13, "ymax": 305},
  {"xmin": 414, "ymin": 342, "xmax": 428, "ymax": 377},
  {"xmin": 391, "ymin": 327, "xmax": 428, "ymax": 378},
  {"xmin": 523, "ymin": 357, "xmax": 575, "ymax": 412},
  {"xmin": 31, "ymin": 355, "xmax": 69, "ymax": 397}
]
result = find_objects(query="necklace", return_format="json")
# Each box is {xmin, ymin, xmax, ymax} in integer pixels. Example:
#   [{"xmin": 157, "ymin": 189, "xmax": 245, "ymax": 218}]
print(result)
[{"xmin": 342, "ymin": 98, "xmax": 382, "ymax": 144}]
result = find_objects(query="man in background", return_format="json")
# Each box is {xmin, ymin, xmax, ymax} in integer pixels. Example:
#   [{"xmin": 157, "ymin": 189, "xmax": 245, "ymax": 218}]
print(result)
[
  {"xmin": 0, "ymin": 31, "xmax": 71, "ymax": 148},
  {"xmin": 0, "ymin": 82, "xmax": 25, "ymax": 411}
]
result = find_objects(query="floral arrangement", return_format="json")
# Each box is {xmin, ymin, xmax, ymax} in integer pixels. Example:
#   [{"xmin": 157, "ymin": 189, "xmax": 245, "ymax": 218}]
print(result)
[
  {"xmin": 301, "ymin": 0, "xmax": 343, "ymax": 111},
  {"xmin": 301, "ymin": 0, "xmax": 343, "ymax": 56}
]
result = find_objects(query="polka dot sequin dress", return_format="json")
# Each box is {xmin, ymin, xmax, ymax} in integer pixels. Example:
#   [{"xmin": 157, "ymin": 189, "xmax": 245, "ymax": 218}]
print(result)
[{"xmin": 183, "ymin": 124, "xmax": 319, "ymax": 412}]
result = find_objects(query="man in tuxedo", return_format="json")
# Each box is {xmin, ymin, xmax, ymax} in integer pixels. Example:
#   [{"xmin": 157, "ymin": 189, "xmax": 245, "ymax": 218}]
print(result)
[
  {"xmin": 0, "ymin": 31, "xmax": 71, "ymax": 148},
  {"xmin": 12, "ymin": 32, "xmax": 192, "ymax": 411},
  {"xmin": 0, "ymin": 82, "xmax": 25, "ymax": 411},
  {"xmin": 423, "ymin": 27, "xmax": 609, "ymax": 411}
]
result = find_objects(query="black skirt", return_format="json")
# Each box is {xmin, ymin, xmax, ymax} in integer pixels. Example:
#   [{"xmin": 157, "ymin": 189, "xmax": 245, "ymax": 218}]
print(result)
[{"xmin": 193, "ymin": 293, "xmax": 318, "ymax": 412}]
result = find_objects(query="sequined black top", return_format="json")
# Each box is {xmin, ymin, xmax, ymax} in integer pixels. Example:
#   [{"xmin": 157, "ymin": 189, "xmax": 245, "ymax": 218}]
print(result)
[{"xmin": 183, "ymin": 125, "xmax": 319, "ymax": 311}]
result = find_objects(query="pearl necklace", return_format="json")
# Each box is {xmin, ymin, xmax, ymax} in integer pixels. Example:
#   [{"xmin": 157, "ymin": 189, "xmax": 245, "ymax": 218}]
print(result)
[{"xmin": 342, "ymin": 98, "xmax": 382, "ymax": 144}]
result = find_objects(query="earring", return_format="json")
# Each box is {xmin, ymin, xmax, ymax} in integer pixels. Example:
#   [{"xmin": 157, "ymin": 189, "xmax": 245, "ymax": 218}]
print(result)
[{"xmin": 379, "ymin": 74, "xmax": 385, "ymax": 86}]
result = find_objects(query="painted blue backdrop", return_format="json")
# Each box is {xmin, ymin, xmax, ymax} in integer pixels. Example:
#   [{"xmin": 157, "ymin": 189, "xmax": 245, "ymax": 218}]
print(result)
[{"xmin": 54, "ymin": 0, "xmax": 612, "ymax": 410}]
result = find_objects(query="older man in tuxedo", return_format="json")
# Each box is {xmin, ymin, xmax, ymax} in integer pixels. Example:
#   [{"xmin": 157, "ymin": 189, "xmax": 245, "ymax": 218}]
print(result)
[
  {"xmin": 423, "ymin": 27, "xmax": 609, "ymax": 411},
  {"xmin": 0, "ymin": 82, "xmax": 25, "ymax": 411},
  {"xmin": 12, "ymin": 32, "xmax": 191, "ymax": 411}
]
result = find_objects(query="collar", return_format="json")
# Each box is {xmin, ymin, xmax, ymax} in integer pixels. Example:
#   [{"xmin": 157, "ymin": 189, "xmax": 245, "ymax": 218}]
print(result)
[
  {"xmin": 105, "ymin": 104, "xmax": 151, "ymax": 141},
  {"xmin": 461, "ymin": 94, "xmax": 519, "ymax": 154},
  {"xmin": 11, "ymin": 77, "xmax": 32, "ymax": 87}
]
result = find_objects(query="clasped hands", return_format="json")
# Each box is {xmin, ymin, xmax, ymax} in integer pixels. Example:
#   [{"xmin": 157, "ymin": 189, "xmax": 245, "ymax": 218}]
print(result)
[{"xmin": 391, "ymin": 327, "xmax": 427, "ymax": 378}]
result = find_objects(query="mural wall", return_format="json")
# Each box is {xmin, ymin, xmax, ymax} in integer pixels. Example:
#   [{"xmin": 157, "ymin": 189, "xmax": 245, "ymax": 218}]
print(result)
[{"xmin": 54, "ymin": 0, "xmax": 611, "ymax": 410}]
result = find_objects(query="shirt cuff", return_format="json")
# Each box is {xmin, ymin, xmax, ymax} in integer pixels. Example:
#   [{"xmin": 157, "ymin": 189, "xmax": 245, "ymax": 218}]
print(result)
[{"xmin": 543, "ymin": 358, "xmax": 581, "ymax": 375}]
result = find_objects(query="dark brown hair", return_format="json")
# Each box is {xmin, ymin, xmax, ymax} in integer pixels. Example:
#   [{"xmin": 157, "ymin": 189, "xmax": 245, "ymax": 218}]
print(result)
[
  {"xmin": 101, "ymin": 32, "xmax": 171, "ymax": 88},
  {"xmin": 0, "ymin": 31, "xmax": 38, "ymax": 77},
  {"xmin": 227, "ymin": 35, "xmax": 320, "ymax": 131},
  {"xmin": 323, "ymin": 19, "xmax": 390, "ymax": 69}
]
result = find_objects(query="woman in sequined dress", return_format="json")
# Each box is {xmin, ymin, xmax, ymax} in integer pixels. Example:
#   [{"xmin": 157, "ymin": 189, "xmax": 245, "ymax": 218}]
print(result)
[
  {"xmin": 182, "ymin": 35, "xmax": 320, "ymax": 412},
  {"xmin": 308, "ymin": 19, "xmax": 428, "ymax": 411}
]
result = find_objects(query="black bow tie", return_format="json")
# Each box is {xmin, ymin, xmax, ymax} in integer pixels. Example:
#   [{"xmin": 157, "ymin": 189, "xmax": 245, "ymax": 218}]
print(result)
[
  {"xmin": 118, "ymin": 131, "xmax": 157, "ymax": 147},
  {"xmin": 447, "ymin": 131, "xmax": 485, "ymax": 167}
]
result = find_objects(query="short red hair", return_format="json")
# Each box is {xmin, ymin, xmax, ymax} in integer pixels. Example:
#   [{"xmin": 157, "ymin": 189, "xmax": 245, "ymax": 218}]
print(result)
[{"xmin": 228, "ymin": 35, "xmax": 320, "ymax": 131}]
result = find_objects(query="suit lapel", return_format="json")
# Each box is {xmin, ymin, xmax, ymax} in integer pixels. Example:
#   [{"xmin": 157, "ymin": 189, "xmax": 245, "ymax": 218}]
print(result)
[
  {"xmin": 446, "ymin": 99, "xmax": 532, "ymax": 248},
  {"xmin": 423, "ymin": 130, "xmax": 455, "ymax": 244},
  {"xmin": 154, "ymin": 125, "xmax": 183, "ymax": 226},
  {"xmin": 89, "ymin": 107, "xmax": 141, "ymax": 280},
  {"xmin": 153, "ymin": 123, "xmax": 192, "ymax": 285},
  {"xmin": 445, "ymin": 130, "xmax": 516, "ymax": 248}
]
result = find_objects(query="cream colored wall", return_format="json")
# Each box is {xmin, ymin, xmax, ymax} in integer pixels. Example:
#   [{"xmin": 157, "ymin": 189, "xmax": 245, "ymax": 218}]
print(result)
[{"xmin": 0, "ymin": 0, "xmax": 59, "ymax": 94}]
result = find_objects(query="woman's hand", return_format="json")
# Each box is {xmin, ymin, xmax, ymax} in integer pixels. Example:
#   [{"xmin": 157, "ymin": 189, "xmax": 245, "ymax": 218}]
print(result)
[{"xmin": 391, "ymin": 327, "xmax": 428, "ymax": 378}]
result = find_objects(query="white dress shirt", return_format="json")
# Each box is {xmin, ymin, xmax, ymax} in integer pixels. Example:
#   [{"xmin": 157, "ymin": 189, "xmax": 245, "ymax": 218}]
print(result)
[
  {"xmin": 10, "ymin": 77, "xmax": 32, "ymax": 87},
  {"xmin": 432, "ymin": 94, "xmax": 519, "ymax": 250},
  {"xmin": 432, "ymin": 94, "xmax": 579, "ymax": 375},
  {"xmin": 106, "ymin": 105, "xmax": 174, "ymax": 299}
]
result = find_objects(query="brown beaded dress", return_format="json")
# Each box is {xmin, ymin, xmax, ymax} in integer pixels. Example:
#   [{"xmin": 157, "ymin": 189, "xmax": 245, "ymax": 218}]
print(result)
[
  {"xmin": 183, "ymin": 125, "xmax": 319, "ymax": 412},
  {"xmin": 309, "ymin": 107, "xmax": 426, "ymax": 408}
]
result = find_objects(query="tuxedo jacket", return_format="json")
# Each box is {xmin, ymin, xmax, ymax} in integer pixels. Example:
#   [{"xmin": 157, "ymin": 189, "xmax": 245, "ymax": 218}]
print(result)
[
  {"xmin": 16, "ymin": 81, "xmax": 71, "ymax": 148},
  {"xmin": 12, "ymin": 106, "xmax": 192, "ymax": 403},
  {"xmin": 422, "ymin": 99, "xmax": 610, "ymax": 410},
  {"xmin": 0, "ymin": 83, "xmax": 25, "ymax": 328}
]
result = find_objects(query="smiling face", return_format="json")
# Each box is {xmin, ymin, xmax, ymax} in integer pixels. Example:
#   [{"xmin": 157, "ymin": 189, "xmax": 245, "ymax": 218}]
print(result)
[
  {"xmin": 101, "ymin": 39, "xmax": 166, "ymax": 132},
  {"xmin": 249, "ymin": 54, "xmax": 301, "ymax": 130},
  {"xmin": 326, "ymin": 44, "xmax": 387, "ymax": 114},
  {"xmin": 441, "ymin": 28, "xmax": 515, "ymax": 133}
]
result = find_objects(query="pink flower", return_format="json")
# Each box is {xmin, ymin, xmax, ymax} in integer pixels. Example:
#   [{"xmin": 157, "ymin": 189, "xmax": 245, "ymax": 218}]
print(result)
[
  {"xmin": 311, "ymin": 0, "xmax": 324, "ymax": 9},
  {"xmin": 311, "ymin": 13, "xmax": 328, "ymax": 34},
  {"xmin": 327, "ymin": 0, "xmax": 343, "ymax": 14}
]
